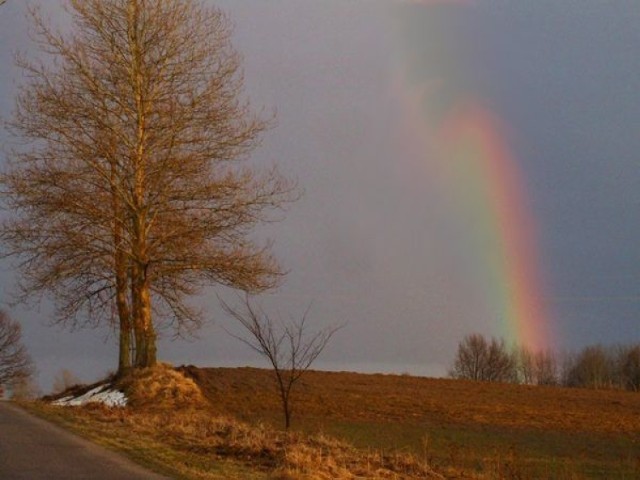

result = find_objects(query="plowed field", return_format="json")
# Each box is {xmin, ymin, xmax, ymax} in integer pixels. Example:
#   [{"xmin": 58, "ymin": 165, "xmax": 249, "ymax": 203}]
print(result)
[{"xmin": 181, "ymin": 366, "xmax": 640, "ymax": 479}]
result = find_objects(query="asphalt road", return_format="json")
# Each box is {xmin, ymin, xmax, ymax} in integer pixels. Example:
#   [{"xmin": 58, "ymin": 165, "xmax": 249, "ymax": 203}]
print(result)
[{"xmin": 0, "ymin": 401, "xmax": 171, "ymax": 479}]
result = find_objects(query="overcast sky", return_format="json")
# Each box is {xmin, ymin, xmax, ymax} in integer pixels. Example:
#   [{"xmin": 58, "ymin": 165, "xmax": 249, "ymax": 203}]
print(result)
[{"xmin": 1, "ymin": 1, "xmax": 640, "ymax": 391}]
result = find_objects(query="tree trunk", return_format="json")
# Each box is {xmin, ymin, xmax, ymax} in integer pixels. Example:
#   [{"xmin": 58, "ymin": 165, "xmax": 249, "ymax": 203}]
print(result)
[
  {"xmin": 131, "ymin": 262, "xmax": 145, "ymax": 367},
  {"xmin": 139, "ymin": 272, "xmax": 156, "ymax": 367},
  {"xmin": 116, "ymin": 277, "xmax": 131, "ymax": 374},
  {"xmin": 128, "ymin": 0, "xmax": 156, "ymax": 369},
  {"xmin": 112, "ymin": 156, "xmax": 132, "ymax": 376},
  {"xmin": 281, "ymin": 390, "xmax": 290, "ymax": 430},
  {"xmin": 131, "ymin": 240, "xmax": 156, "ymax": 368},
  {"xmin": 276, "ymin": 375, "xmax": 291, "ymax": 430}
]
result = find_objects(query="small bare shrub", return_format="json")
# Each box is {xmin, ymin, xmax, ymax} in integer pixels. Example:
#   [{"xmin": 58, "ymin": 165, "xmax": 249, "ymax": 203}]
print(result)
[{"xmin": 221, "ymin": 294, "xmax": 342, "ymax": 429}]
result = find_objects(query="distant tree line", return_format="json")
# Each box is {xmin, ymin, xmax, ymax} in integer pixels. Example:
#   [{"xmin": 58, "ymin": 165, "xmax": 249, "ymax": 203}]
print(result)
[{"xmin": 450, "ymin": 333, "xmax": 640, "ymax": 392}]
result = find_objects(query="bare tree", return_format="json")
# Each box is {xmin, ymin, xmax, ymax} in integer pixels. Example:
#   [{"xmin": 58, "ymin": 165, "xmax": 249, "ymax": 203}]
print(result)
[
  {"xmin": 533, "ymin": 349, "xmax": 558, "ymax": 386},
  {"xmin": 51, "ymin": 368, "xmax": 83, "ymax": 395},
  {"xmin": 10, "ymin": 376, "xmax": 41, "ymax": 400},
  {"xmin": 449, "ymin": 334, "xmax": 516, "ymax": 383},
  {"xmin": 0, "ymin": 311, "xmax": 33, "ymax": 388},
  {"xmin": 564, "ymin": 345, "xmax": 613, "ymax": 389},
  {"xmin": 620, "ymin": 345, "xmax": 640, "ymax": 391},
  {"xmin": 484, "ymin": 337, "xmax": 517, "ymax": 382},
  {"xmin": 221, "ymin": 295, "xmax": 341, "ymax": 429},
  {"xmin": 2, "ymin": 0, "xmax": 295, "ymax": 372},
  {"xmin": 516, "ymin": 345, "xmax": 535, "ymax": 384},
  {"xmin": 558, "ymin": 344, "xmax": 640, "ymax": 391},
  {"xmin": 449, "ymin": 334, "xmax": 488, "ymax": 381},
  {"xmin": 52, "ymin": 368, "xmax": 82, "ymax": 395},
  {"xmin": 515, "ymin": 346, "xmax": 558, "ymax": 386}
]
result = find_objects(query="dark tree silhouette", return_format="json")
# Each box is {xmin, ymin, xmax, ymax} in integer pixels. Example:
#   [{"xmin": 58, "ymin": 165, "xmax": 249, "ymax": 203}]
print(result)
[
  {"xmin": 0, "ymin": 311, "xmax": 33, "ymax": 388},
  {"xmin": 450, "ymin": 334, "xmax": 516, "ymax": 383}
]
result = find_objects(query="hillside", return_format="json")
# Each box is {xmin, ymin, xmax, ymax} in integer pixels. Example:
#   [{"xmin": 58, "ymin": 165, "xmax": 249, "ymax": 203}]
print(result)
[{"xmin": 180, "ymin": 366, "xmax": 640, "ymax": 479}]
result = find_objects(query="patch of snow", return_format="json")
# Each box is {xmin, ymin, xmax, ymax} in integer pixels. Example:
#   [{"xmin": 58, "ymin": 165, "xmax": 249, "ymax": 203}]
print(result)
[{"xmin": 52, "ymin": 385, "xmax": 127, "ymax": 407}]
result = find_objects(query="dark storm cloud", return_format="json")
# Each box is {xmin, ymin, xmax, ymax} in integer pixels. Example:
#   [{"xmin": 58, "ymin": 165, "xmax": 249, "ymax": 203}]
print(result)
[
  {"xmin": 469, "ymin": 2, "xmax": 640, "ymax": 346},
  {"xmin": 1, "ymin": 1, "xmax": 639, "ymax": 389}
]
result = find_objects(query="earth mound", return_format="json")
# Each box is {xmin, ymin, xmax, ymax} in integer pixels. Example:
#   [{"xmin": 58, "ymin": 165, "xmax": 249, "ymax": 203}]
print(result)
[{"xmin": 116, "ymin": 363, "xmax": 208, "ymax": 409}]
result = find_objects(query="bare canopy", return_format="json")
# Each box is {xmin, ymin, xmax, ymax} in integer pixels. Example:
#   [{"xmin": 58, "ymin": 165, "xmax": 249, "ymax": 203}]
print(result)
[
  {"xmin": 0, "ymin": 311, "xmax": 33, "ymax": 387},
  {"xmin": 449, "ymin": 334, "xmax": 516, "ymax": 383},
  {"xmin": 2, "ymin": 0, "xmax": 295, "ymax": 371}
]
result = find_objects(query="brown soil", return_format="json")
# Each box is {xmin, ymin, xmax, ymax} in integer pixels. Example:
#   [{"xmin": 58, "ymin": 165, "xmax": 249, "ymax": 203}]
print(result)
[{"xmin": 180, "ymin": 366, "xmax": 640, "ymax": 435}]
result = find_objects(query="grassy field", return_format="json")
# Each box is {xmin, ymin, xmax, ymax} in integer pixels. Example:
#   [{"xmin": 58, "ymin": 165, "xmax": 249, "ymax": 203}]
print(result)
[
  {"xmin": 22, "ymin": 365, "xmax": 441, "ymax": 479},
  {"xmin": 180, "ymin": 366, "xmax": 640, "ymax": 479},
  {"xmin": 21, "ymin": 365, "xmax": 640, "ymax": 479}
]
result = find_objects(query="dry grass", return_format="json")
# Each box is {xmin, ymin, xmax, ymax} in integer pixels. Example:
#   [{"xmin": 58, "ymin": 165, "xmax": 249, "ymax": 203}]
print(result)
[
  {"xmin": 24, "ymin": 365, "xmax": 444, "ymax": 479},
  {"xmin": 23, "ymin": 365, "xmax": 640, "ymax": 479},
  {"xmin": 116, "ymin": 363, "xmax": 208, "ymax": 410},
  {"xmin": 179, "ymin": 367, "xmax": 640, "ymax": 479},
  {"xmin": 24, "ymin": 402, "xmax": 443, "ymax": 479}
]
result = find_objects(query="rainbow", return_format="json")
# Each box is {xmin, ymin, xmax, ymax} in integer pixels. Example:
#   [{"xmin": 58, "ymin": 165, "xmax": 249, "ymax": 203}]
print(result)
[
  {"xmin": 392, "ymin": 2, "xmax": 553, "ymax": 350},
  {"xmin": 438, "ymin": 102, "xmax": 551, "ymax": 350}
]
